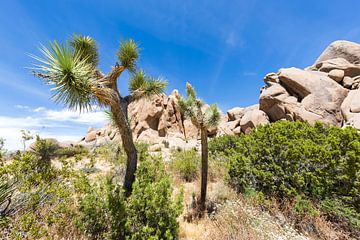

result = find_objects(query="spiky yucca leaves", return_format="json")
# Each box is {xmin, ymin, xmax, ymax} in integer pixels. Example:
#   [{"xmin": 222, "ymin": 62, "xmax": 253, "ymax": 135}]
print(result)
[
  {"xmin": 70, "ymin": 34, "xmax": 99, "ymax": 67},
  {"xmin": 0, "ymin": 176, "xmax": 16, "ymax": 217},
  {"xmin": 117, "ymin": 39, "xmax": 139, "ymax": 72},
  {"xmin": 32, "ymin": 35, "xmax": 167, "ymax": 195},
  {"xmin": 104, "ymin": 109, "xmax": 116, "ymax": 125},
  {"xmin": 129, "ymin": 70, "xmax": 167, "ymax": 99},
  {"xmin": 204, "ymin": 104, "xmax": 221, "ymax": 128},
  {"xmin": 178, "ymin": 82, "xmax": 220, "ymax": 128},
  {"xmin": 31, "ymin": 41, "xmax": 96, "ymax": 112}
]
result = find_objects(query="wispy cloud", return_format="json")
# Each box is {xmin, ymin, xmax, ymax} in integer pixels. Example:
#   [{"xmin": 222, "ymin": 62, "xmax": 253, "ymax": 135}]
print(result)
[{"xmin": 0, "ymin": 106, "xmax": 107, "ymax": 150}]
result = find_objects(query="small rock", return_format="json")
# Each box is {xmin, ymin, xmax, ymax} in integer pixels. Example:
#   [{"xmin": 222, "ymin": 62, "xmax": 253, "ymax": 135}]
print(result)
[
  {"xmin": 328, "ymin": 69, "xmax": 344, "ymax": 82},
  {"xmin": 149, "ymin": 143, "xmax": 164, "ymax": 152},
  {"xmin": 343, "ymin": 76, "xmax": 354, "ymax": 89},
  {"xmin": 85, "ymin": 130, "xmax": 97, "ymax": 142}
]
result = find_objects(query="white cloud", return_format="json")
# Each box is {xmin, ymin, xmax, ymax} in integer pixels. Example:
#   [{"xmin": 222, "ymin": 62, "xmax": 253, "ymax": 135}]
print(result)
[
  {"xmin": 0, "ymin": 106, "xmax": 107, "ymax": 151},
  {"xmin": 44, "ymin": 109, "xmax": 107, "ymax": 125},
  {"xmin": 33, "ymin": 107, "xmax": 46, "ymax": 112},
  {"xmin": 15, "ymin": 104, "xmax": 30, "ymax": 110}
]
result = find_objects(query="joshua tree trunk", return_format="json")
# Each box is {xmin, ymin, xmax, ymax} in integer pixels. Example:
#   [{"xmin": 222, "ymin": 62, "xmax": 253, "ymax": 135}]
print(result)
[
  {"xmin": 106, "ymin": 66, "xmax": 138, "ymax": 196},
  {"xmin": 111, "ymin": 102, "xmax": 137, "ymax": 196},
  {"xmin": 200, "ymin": 126, "xmax": 208, "ymax": 211}
]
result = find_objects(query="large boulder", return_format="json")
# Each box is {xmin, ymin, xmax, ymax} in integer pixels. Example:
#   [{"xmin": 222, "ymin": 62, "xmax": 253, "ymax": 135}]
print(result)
[
  {"xmin": 240, "ymin": 109, "xmax": 269, "ymax": 134},
  {"xmin": 313, "ymin": 58, "xmax": 360, "ymax": 78},
  {"xmin": 227, "ymin": 107, "xmax": 244, "ymax": 121},
  {"xmin": 341, "ymin": 89, "xmax": 360, "ymax": 129},
  {"xmin": 85, "ymin": 130, "xmax": 97, "ymax": 142},
  {"xmin": 316, "ymin": 40, "xmax": 360, "ymax": 64},
  {"xmin": 137, "ymin": 128, "xmax": 161, "ymax": 144},
  {"xmin": 278, "ymin": 68, "xmax": 348, "ymax": 126}
]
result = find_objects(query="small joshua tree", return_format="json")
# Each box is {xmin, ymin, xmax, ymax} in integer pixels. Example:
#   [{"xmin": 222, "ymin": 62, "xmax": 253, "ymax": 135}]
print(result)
[
  {"xmin": 21, "ymin": 130, "xmax": 33, "ymax": 151},
  {"xmin": 31, "ymin": 34, "xmax": 167, "ymax": 195},
  {"xmin": 178, "ymin": 82, "xmax": 221, "ymax": 211}
]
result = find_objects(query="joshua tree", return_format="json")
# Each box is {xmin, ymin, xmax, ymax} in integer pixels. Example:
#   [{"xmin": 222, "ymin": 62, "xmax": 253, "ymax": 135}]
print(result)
[
  {"xmin": 178, "ymin": 82, "xmax": 221, "ymax": 211},
  {"xmin": 31, "ymin": 35, "xmax": 167, "ymax": 195},
  {"xmin": 21, "ymin": 130, "xmax": 33, "ymax": 151}
]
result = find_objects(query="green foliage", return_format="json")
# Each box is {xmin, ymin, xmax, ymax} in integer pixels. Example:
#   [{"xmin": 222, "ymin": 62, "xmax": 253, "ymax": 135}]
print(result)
[
  {"xmin": 0, "ymin": 138, "xmax": 4, "ymax": 162},
  {"xmin": 0, "ymin": 176, "xmax": 16, "ymax": 221},
  {"xmin": 129, "ymin": 70, "xmax": 167, "ymax": 99},
  {"xmin": 30, "ymin": 136, "xmax": 60, "ymax": 170},
  {"xmin": 76, "ymin": 177, "xmax": 126, "ymax": 240},
  {"xmin": 135, "ymin": 142, "xmax": 150, "ymax": 162},
  {"xmin": 209, "ymin": 134, "xmax": 239, "ymax": 156},
  {"xmin": 31, "ymin": 40, "xmax": 96, "ymax": 111},
  {"xmin": 70, "ymin": 34, "xmax": 99, "ymax": 67},
  {"xmin": 170, "ymin": 149, "xmax": 200, "ymax": 182},
  {"xmin": 126, "ymin": 156, "xmax": 183, "ymax": 239},
  {"xmin": 0, "ymin": 151, "xmax": 84, "ymax": 239},
  {"xmin": 321, "ymin": 198, "xmax": 360, "ymax": 230},
  {"xmin": 77, "ymin": 156, "xmax": 183, "ymax": 240},
  {"xmin": 210, "ymin": 121, "xmax": 360, "ymax": 229},
  {"xmin": 178, "ymin": 82, "xmax": 220, "ymax": 129},
  {"xmin": 293, "ymin": 195, "xmax": 319, "ymax": 217},
  {"xmin": 56, "ymin": 144, "xmax": 89, "ymax": 158},
  {"xmin": 117, "ymin": 39, "xmax": 139, "ymax": 72}
]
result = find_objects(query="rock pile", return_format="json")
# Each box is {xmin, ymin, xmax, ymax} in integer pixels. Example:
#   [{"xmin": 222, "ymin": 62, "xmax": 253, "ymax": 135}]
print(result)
[
  {"xmin": 80, "ymin": 40, "xmax": 360, "ymax": 147},
  {"xmin": 260, "ymin": 40, "xmax": 360, "ymax": 129}
]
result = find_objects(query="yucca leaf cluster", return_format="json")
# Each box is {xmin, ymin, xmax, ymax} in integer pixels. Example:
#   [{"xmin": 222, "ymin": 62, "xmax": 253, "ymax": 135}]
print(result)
[
  {"xmin": 31, "ymin": 35, "xmax": 167, "ymax": 112},
  {"xmin": 178, "ymin": 82, "xmax": 220, "ymax": 129}
]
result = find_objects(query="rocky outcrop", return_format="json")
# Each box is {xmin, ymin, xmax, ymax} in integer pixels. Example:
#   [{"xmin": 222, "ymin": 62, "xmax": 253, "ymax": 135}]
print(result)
[
  {"xmin": 80, "ymin": 40, "xmax": 360, "ymax": 149},
  {"xmin": 260, "ymin": 40, "xmax": 360, "ymax": 130},
  {"xmin": 315, "ymin": 40, "xmax": 360, "ymax": 65}
]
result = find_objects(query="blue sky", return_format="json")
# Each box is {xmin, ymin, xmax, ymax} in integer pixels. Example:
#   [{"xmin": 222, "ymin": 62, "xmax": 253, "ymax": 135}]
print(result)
[{"xmin": 1, "ymin": 0, "xmax": 360, "ymax": 150}]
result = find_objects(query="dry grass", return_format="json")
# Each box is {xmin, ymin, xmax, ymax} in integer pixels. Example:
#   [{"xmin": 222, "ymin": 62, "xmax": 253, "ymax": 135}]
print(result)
[{"xmin": 177, "ymin": 180, "xmax": 310, "ymax": 240}]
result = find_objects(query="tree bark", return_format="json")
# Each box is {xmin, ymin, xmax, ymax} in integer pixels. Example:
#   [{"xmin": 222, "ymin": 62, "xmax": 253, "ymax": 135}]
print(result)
[
  {"xmin": 105, "ymin": 65, "xmax": 138, "ymax": 196},
  {"xmin": 111, "ymin": 99, "xmax": 137, "ymax": 196},
  {"xmin": 200, "ymin": 126, "xmax": 208, "ymax": 211}
]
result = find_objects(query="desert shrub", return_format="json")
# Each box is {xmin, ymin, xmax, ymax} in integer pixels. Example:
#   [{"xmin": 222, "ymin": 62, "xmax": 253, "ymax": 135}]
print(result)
[
  {"xmin": 170, "ymin": 149, "xmax": 200, "ymax": 182},
  {"xmin": 77, "ymin": 156, "xmax": 183, "ymax": 240},
  {"xmin": 76, "ymin": 177, "xmax": 126, "ymax": 240},
  {"xmin": 136, "ymin": 142, "xmax": 150, "ymax": 162},
  {"xmin": 210, "ymin": 121, "xmax": 360, "ymax": 230},
  {"xmin": 0, "ymin": 151, "xmax": 85, "ymax": 239},
  {"xmin": 126, "ymin": 156, "xmax": 183, "ymax": 239},
  {"xmin": 0, "ymin": 138, "xmax": 5, "ymax": 162},
  {"xmin": 30, "ymin": 136, "xmax": 60, "ymax": 170},
  {"xmin": 209, "ymin": 134, "xmax": 240, "ymax": 157},
  {"xmin": 56, "ymin": 144, "xmax": 88, "ymax": 158}
]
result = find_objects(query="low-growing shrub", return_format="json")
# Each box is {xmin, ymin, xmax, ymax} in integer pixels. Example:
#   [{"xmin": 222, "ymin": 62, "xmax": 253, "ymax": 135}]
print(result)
[
  {"xmin": 210, "ymin": 121, "xmax": 360, "ymax": 231},
  {"xmin": 56, "ymin": 145, "xmax": 88, "ymax": 158},
  {"xmin": 76, "ymin": 177, "xmax": 126, "ymax": 240},
  {"xmin": 77, "ymin": 156, "xmax": 183, "ymax": 240},
  {"xmin": 170, "ymin": 149, "xmax": 200, "ymax": 182},
  {"xmin": 0, "ymin": 151, "xmax": 83, "ymax": 239},
  {"xmin": 126, "ymin": 156, "xmax": 183, "ymax": 239},
  {"xmin": 30, "ymin": 136, "xmax": 60, "ymax": 170}
]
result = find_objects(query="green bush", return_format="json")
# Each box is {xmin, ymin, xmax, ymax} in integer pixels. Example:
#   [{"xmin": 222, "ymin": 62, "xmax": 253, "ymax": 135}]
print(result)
[
  {"xmin": 30, "ymin": 136, "xmax": 60, "ymax": 170},
  {"xmin": 76, "ymin": 177, "xmax": 126, "ymax": 240},
  {"xmin": 0, "ymin": 151, "xmax": 82, "ymax": 239},
  {"xmin": 0, "ymin": 138, "xmax": 4, "ymax": 162},
  {"xmin": 56, "ymin": 145, "xmax": 88, "ymax": 158},
  {"xmin": 170, "ymin": 149, "xmax": 200, "ymax": 182},
  {"xmin": 77, "ymin": 156, "xmax": 183, "ymax": 240},
  {"xmin": 126, "ymin": 157, "xmax": 183, "ymax": 239},
  {"xmin": 210, "ymin": 121, "xmax": 360, "ymax": 229}
]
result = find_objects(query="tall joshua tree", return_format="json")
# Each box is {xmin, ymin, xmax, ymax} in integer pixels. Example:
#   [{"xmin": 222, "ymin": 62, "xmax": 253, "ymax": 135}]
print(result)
[
  {"xmin": 178, "ymin": 82, "xmax": 221, "ymax": 211},
  {"xmin": 31, "ymin": 35, "xmax": 167, "ymax": 195}
]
